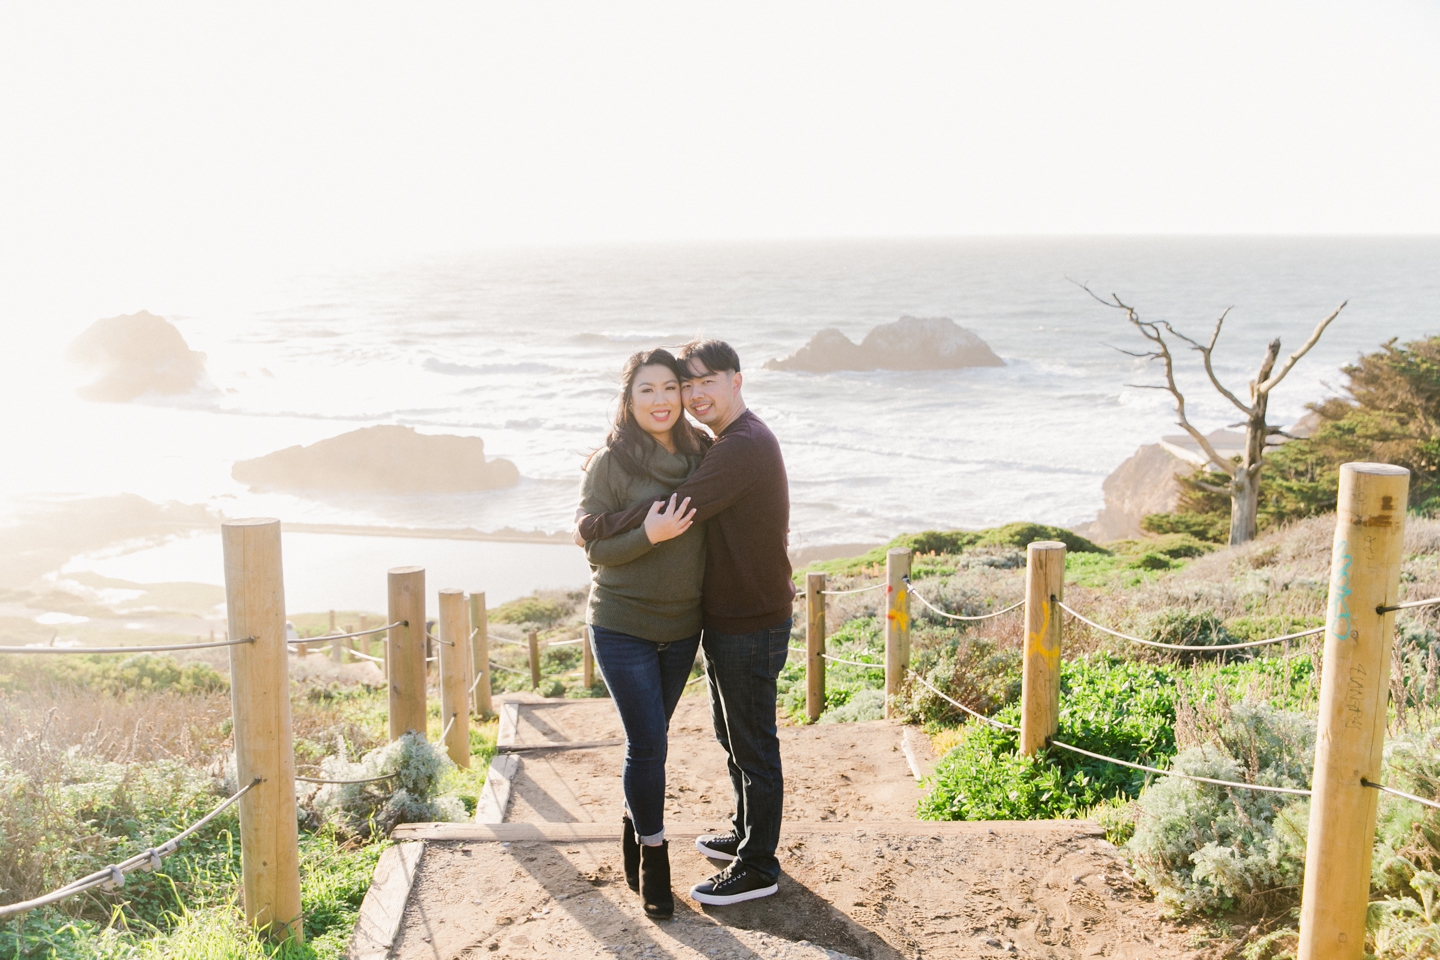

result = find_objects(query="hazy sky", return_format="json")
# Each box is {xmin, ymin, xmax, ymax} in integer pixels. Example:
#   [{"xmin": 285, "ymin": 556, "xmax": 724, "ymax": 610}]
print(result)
[{"xmin": 2, "ymin": 2, "xmax": 1437, "ymax": 305}]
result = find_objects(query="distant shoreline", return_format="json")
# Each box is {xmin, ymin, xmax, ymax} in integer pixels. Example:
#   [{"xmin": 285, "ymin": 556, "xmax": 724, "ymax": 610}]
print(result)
[{"xmin": 283, "ymin": 521, "xmax": 571, "ymax": 544}]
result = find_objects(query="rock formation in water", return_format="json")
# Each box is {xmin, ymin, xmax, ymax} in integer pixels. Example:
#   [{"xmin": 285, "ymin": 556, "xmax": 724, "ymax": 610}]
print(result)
[
  {"xmin": 764, "ymin": 316, "xmax": 1004, "ymax": 372},
  {"xmin": 66, "ymin": 310, "xmax": 210, "ymax": 402},
  {"xmin": 232, "ymin": 426, "xmax": 520, "ymax": 494}
]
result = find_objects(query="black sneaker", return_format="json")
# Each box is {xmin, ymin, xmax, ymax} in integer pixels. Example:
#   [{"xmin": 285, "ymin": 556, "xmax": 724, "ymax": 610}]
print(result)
[
  {"xmin": 695, "ymin": 832, "xmax": 740, "ymax": 861},
  {"xmin": 689, "ymin": 863, "xmax": 778, "ymax": 905}
]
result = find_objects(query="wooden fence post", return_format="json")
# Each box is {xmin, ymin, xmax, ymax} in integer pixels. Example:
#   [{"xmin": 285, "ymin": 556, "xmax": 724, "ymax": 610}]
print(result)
[
  {"xmin": 1020, "ymin": 541, "xmax": 1066, "ymax": 756},
  {"xmin": 582, "ymin": 627, "xmax": 595, "ymax": 689},
  {"xmin": 528, "ymin": 629, "xmax": 542, "ymax": 690},
  {"xmin": 221, "ymin": 519, "xmax": 302, "ymax": 943},
  {"xmin": 387, "ymin": 566, "xmax": 427, "ymax": 740},
  {"xmin": 807, "ymin": 572, "xmax": 827, "ymax": 723},
  {"xmin": 469, "ymin": 592, "xmax": 491, "ymax": 716},
  {"xmin": 884, "ymin": 548, "xmax": 911, "ymax": 719},
  {"xmin": 329, "ymin": 610, "xmax": 342, "ymax": 663},
  {"xmin": 342, "ymin": 624, "xmax": 354, "ymax": 664},
  {"xmin": 437, "ymin": 589, "xmax": 471, "ymax": 768},
  {"xmin": 1298, "ymin": 463, "xmax": 1410, "ymax": 960}
]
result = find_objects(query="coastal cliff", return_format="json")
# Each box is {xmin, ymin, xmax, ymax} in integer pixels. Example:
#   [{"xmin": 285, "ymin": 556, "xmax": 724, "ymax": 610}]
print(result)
[{"xmin": 66, "ymin": 310, "xmax": 210, "ymax": 402}]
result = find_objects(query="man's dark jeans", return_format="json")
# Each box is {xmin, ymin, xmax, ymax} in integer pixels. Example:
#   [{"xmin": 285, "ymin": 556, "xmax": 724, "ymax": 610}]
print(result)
[
  {"xmin": 701, "ymin": 619, "xmax": 791, "ymax": 882},
  {"xmin": 590, "ymin": 625, "xmax": 702, "ymax": 843}
]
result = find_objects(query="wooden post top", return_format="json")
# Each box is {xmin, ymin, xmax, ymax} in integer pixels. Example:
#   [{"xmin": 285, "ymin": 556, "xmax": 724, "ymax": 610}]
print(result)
[
  {"xmin": 223, "ymin": 517, "xmax": 280, "ymax": 528},
  {"xmin": 887, "ymin": 547, "xmax": 910, "ymax": 558},
  {"xmin": 388, "ymin": 565, "xmax": 424, "ymax": 576},
  {"xmin": 1342, "ymin": 462, "xmax": 1410, "ymax": 476},
  {"xmin": 438, "ymin": 587, "xmax": 464, "ymax": 596},
  {"xmin": 1027, "ymin": 540, "xmax": 1067, "ymax": 552}
]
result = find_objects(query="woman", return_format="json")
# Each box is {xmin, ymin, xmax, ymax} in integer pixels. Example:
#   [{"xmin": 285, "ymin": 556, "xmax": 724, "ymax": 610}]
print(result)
[{"xmin": 580, "ymin": 348, "xmax": 707, "ymax": 920}]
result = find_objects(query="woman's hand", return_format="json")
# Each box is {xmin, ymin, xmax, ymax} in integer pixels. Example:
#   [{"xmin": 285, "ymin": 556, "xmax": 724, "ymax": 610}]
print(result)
[{"xmin": 643, "ymin": 494, "xmax": 695, "ymax": 544}]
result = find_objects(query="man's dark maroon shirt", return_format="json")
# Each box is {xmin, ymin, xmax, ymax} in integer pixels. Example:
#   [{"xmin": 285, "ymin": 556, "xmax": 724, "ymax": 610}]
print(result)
[{"xmin": 578, "ymin": 409, "xmax": 794, "ymax": 634}]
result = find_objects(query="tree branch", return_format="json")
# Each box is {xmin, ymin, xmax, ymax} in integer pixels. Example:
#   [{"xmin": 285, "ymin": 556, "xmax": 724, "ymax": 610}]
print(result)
[
  {"xmin": 1169, "ymin": 309, "xmax": 1253, "ymax": 416},
  {"xmin": 1079, "ymin": 281, "xmax": 1237, "ymax": 479},
  {"xmin": 1255, "ymin": 301, "xmax": 1348, "ymax": 395}
]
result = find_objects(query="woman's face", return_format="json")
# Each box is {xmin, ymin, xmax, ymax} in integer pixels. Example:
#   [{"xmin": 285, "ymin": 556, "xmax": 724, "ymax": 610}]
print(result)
[{"xmin": 630, "ymin": 363, "xmax": 682, "ymax": 440}]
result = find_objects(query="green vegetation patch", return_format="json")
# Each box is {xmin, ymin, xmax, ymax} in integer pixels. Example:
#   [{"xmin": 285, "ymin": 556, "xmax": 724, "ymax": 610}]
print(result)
[
  {"xmin": 490, "ymin": 596, "xmax": 569, "ymax": 626},
  {"xmin": 0, "ymin": 652, "xmax": 228, "ymax": 697},
  {"xmin": 803, "ymin": 522, "xmax": 1104, "ymax": 579}
]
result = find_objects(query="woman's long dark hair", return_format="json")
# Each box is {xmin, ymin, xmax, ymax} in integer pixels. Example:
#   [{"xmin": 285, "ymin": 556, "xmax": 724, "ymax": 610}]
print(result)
[{"xmin": 590, "ymin": 349, "xmax": 710, "ymax": 478}]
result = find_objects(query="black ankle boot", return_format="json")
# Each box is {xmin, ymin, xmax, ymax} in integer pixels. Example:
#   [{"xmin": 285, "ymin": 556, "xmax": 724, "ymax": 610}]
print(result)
[
  {"xmin": 640, "ymin": 841, "xmax": 673, "ymax": 920},
  {"xmin": 622, "ymin": 815, "xmax": 640, "ymax": 892}
]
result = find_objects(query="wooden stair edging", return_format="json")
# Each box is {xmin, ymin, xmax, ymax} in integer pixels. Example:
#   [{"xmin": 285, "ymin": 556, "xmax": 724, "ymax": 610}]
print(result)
[
  {"xmin": 345, "ymin": 840, "xmax": 424, "ymax": 960},
  {"xmin": 473, "ymin": 753, "xmax": 520, "ymax": 824},
  {"xmin": 393, "ymin": 819, "xmax": 1106, "ymax": 843}
]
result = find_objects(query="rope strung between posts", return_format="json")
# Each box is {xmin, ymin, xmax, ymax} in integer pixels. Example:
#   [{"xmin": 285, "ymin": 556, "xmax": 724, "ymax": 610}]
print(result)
[
  {"xmin": 287, "ymin": 621, "xmax": 404, "ymax": 644},
  {"xmin": 0, "ymin": 778, "xmax": 260, "ymax": 920},
  {"xmin": 1380, "ymin": 597, "xmax": 1440, "ymax": 614},
  {"xmin": 468, "ymin": 667, "xmax": 489, "ymax": 695},
  {"xmin": 1046, "ymin": 738, "xmax": 1313, "ymax": 796},
  {"xmin": 426, "ymin": 632, "xmax": 455, "ymax": 646},
  {"xmin": 1363, "ymin": 778, "xmax": 1440, "ymax": 811},
  {"xmin": 440, "ymin": 713, "xmax": 456, "ymax": 741},
  {"xmin": 686, "ymin": 674, "xmax": 706, "ymax": 685},
  {"xmin": 425, "ymin": 655, "xmax": 438, "ymax": 664},
  {"xmin": 815, "ymin": 583, "xmax": 886, "ymax": 597},
  {"xmin": 821, "ymin": 652, "xmax": 885, "ymax": 670},
  {"xmin": 296, "ymin": 772, "xmax": 397, "ymax": 786},
  {"xmin": 346, "ymin": 648, "xmax": 383, "ymax": 664},
  {"xmin": 490, "ymin": 660, "xmax": 528, "ymax": 675},
  {"xmin": 0, "ymin": 636, "xmax": 255, "ymax": 655},
  {"xmin": 788, "ymin": 646, "xmax": 806, "ymax": 658},
  {"xmin": 906, "ymin": 584, "xmax": 1025, "ymax": 622},
  {"xmin": 908, "ymin": 670, "xmax": 1018, "ymax": 732},
  {"xmin": 1056, "ymin": 600, "xmax": 1324, "ymax": 651},
  {"xmin": 489, "ymin": 636, "xmax": 526, "ymax": 647},
  {"xmin": 548, "ymin": 637, "xmax": 584, "ymax": 647}
]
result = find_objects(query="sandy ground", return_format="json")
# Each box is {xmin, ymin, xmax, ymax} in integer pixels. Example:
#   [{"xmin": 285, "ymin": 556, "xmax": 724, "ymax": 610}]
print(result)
[
  {"xmin": 388, "ymin": 696, "xmax": 1201, "ymax": 960},
  {"xmin": 504, "ymin": 696, "xmax": 925, "ymax": 825},
  {"xmin": 392, "ymin": 828, "xmax": 1198, "ymax": 960}
]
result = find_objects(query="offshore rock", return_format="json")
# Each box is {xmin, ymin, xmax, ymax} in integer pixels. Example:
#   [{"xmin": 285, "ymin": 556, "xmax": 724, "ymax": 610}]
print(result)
[
  {"xmin": 66, "ymin": 310, "xmax": 210, "ymax": 402},
  {"xmin": 233, "ymin": 425, "xmax": 520, "ymax": 494},
  {"xmin": 765, "ymin": 316, "xmax": 1004, "ymax": 372}
]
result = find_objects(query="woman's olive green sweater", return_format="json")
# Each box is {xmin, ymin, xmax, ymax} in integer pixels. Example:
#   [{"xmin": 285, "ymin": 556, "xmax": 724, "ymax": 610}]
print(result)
[{"xmin": 580, "ymin": 442, "xmax": 706, "ymax": 643}]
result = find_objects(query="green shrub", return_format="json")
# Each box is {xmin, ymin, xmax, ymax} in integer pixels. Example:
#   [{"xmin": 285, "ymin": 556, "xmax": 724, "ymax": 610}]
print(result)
[
  {"xmin": 972, "ymin": 522, "xmax": 1105, "ymax": 555},
  {"xmin": 1143, "ymin": 511, "xmax": 1229, "ymax": 544},
  {"xmin": 490, "ymin": 596, "xmax": 568, "ymax": 625},
  {"xmin": 1144, "ymin": 609, "xmax": 1236, "ymax": 660},
  {"xmin": 819, "ymin": 689, "xmax": 885, "ymax": 723},
  {"xmin": 1125, "ymin": 703, "xmax": 1314, "ymax": 916},
  {"xmin": 312, "ymin": 731, "xmax": 465, "ymax": 836},
  {"xmin": 0, "ymin": 653, "xmax": 228, "ymax": 697},
  {"xmin": 919, "ymin": 655, "xmax": 1180, "ymax": 821},
  {"xmin": 778, "ymin": 617, "xmax": 884, "ymax": 721}
]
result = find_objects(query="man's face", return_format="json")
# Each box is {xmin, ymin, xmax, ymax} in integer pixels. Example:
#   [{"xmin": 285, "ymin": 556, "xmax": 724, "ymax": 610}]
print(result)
[{"xmin": 681, "ymin": 362, "xmax": 742, "ymax": 428}]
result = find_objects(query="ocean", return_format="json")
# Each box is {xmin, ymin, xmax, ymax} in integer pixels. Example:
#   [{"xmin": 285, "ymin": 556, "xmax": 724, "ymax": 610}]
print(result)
[{"xmin": 5, "ymin": 236, "xmax": 1439, "ymax": 555}]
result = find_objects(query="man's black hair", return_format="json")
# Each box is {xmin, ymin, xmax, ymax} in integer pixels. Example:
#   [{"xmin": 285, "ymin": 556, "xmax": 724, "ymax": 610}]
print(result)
[{"xmin": 676, "ymin": 339, "xmax": 741, "ymax": 376}]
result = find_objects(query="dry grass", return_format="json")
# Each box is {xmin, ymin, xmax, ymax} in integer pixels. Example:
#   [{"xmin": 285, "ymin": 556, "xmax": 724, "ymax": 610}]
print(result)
[{"xmin": 0, "ymin": 688, "xmax": 232, "ymax": 764}]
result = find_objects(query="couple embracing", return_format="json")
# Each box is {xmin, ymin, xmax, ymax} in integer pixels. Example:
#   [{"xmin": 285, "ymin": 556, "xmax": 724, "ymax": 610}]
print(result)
[{"xmin": 576, "ymin": 339, "xmax": 793, "ymax": 920}]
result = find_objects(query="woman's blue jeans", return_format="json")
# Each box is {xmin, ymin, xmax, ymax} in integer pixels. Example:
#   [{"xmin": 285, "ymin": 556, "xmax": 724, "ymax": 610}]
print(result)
[{"xmin": 589, "ymin": 625, "xmax": 701, "ymax": 844}]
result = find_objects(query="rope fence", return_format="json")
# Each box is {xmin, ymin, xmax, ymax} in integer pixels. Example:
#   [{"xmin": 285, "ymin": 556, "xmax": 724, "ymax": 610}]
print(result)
[
  {"xmin": 287, "ymin": 621, "xmax": 404, "ymax": 645},
  {"xmin": 0, "ymin": 778, "xmax": 260, "ymax": 920},
  {"xmin": 815, "ymin": 582, "xmax": 886, "ymax": 597},
  {"xmin": 907, "ymin": 587, "xmax": 1024, "ymax": 622},
  {"xmin": 1380, "ymin": 596, "xmax": 1440, "ymax": 614},
  {"xmin": 0, "ymin": 637, "xmax": 255, "ymax": 655},
  {"xmin": 1055, "ymin": 599, "xmax": 1325, "ymax": 651},
  {"xmin": 1363, "ymin": 778, "xmax": 1440, "ymax": 812}
]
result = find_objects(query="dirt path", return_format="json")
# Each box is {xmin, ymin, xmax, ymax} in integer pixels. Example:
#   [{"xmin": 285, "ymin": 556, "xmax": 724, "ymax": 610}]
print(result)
[{"xmin": 378, "ymin": 694, "xmax": 1201, "ymax": 960}]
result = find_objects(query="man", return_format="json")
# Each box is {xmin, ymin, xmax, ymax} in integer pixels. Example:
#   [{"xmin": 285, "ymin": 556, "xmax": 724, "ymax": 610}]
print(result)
[{"xmin": 577, "ymin": 338, "xmax": 793, "ymax": 905}]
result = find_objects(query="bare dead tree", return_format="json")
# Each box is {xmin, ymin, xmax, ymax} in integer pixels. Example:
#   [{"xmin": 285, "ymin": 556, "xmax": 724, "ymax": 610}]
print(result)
[{"xmin": 1080, "ymin": 284, "xmax": 1346, "ymax": 545}]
